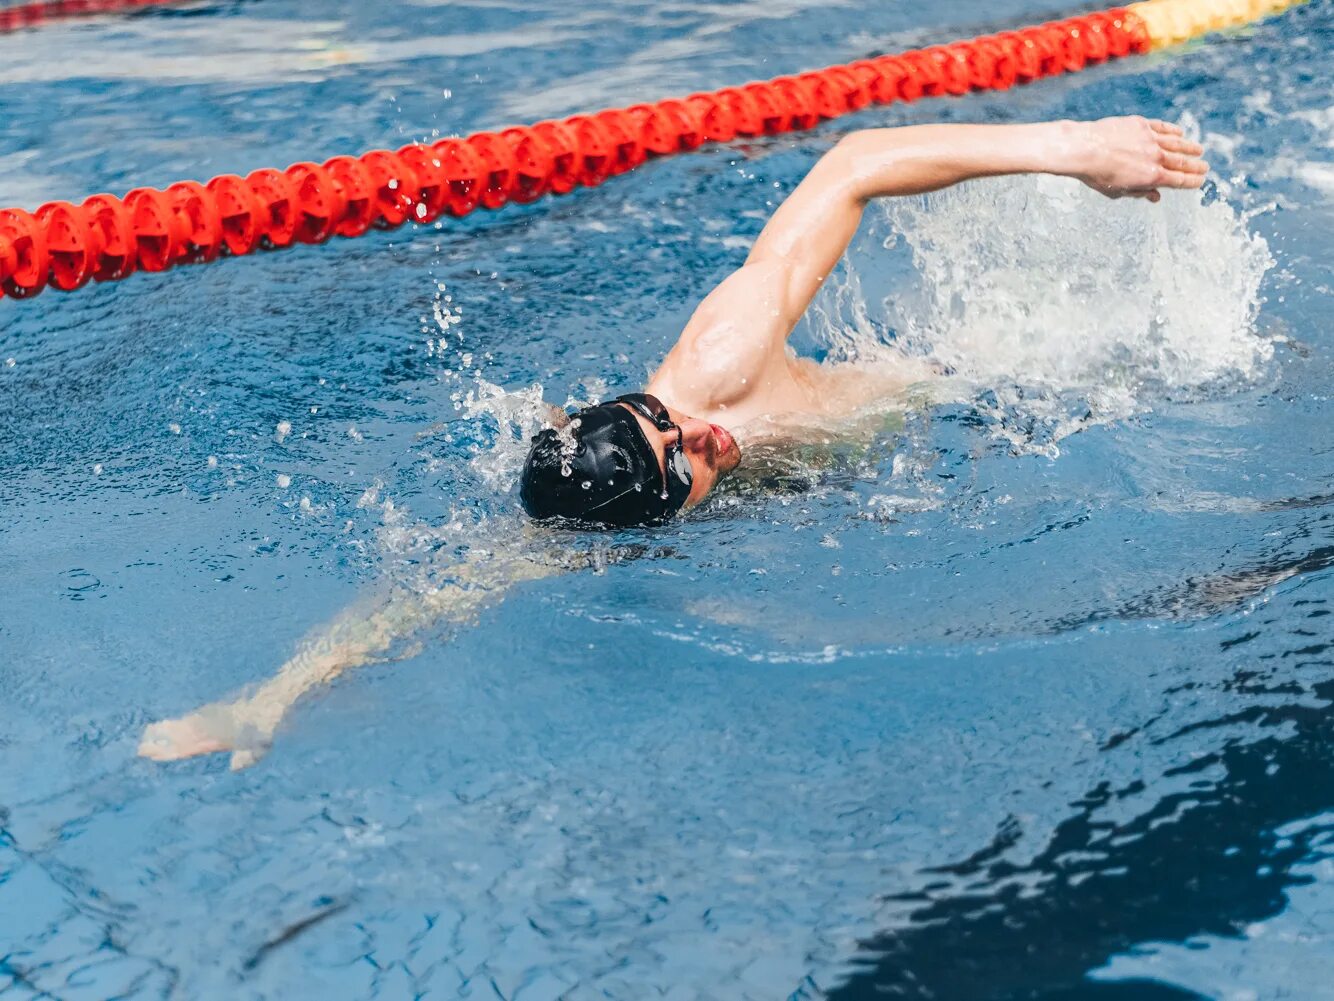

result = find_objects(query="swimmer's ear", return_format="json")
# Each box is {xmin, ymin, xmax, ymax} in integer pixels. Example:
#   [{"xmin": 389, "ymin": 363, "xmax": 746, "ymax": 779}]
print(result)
[{"xmin": 541, "ymin": 403, "xmax": 571, "ymax": 429}]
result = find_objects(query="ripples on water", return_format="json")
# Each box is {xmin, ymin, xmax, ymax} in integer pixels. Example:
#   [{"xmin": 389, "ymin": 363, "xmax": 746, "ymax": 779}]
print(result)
[{"xmin": 2, "ymin": 0, "xmax": 1334, "ymax": 998}]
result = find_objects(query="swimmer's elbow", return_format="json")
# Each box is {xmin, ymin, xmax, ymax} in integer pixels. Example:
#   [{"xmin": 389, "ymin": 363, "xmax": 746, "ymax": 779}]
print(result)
[{"xmin": 813, "ymin": 133, "xmax": 893, "ymax": 208}]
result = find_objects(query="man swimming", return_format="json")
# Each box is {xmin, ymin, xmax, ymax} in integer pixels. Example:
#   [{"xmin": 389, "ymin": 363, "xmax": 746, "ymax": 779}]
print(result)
[
  {"xmin": 519, "ymin": 115, "xmax": 1206, "ymax": 527},
  {"xmin": 139, "ymin": 114, "xmax": 1207, "ymax": 766}
]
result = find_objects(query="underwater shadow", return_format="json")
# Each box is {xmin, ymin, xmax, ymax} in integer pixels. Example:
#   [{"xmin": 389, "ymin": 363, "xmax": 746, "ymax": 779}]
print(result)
[{"xmin": 827, "ymin": 571, "xmax": 1334, "ymax": 999}]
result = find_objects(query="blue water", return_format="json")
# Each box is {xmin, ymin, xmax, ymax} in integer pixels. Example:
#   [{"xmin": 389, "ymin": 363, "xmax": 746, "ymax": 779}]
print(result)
[{"xmin": 3, "ymin": 1, "xmax": 1334, "ymax": 998}]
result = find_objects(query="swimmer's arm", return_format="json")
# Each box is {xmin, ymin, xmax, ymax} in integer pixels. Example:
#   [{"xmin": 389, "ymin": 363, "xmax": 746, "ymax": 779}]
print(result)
[
  {"xmin": 734, "ymin": 116, "xmax": 1207, "ymax": 343},
  {"xmin": 138, "ymin": 550, "xmax": 558, "ymax": 769},
  {"xmin": 137, "ymin": 588, "xmax": 429, "ymax": 769}
]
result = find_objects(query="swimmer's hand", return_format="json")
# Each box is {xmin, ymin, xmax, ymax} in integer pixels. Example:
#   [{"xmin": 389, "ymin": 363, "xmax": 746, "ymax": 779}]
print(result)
[
  {"xmin": 138, "ymin": 701, "xmax": 274, "ymax": 771},
  {"xmin": 1071, "ymin": 116, "xmax": 1207, "ymax": 203}
]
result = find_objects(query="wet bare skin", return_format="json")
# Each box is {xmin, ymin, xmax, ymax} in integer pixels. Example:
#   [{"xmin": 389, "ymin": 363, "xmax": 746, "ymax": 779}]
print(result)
[
  {"xmin": 139, "ymin": 116, "xmax": 1207, "ymax": 765},
  {"xmin": 639, "ymin": 117, "xmax": 1205, "ymax": 506}
]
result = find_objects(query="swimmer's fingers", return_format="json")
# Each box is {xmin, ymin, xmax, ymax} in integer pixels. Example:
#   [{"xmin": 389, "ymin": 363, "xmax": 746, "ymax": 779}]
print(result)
[
  {"xmin": 138, "ymin": 714, "xmax": 231, "ymax": 761},
  {"xmin": 1157, "ymin": 134, "xmax": 1204, "ymax": 157},
  {"xmin": 230, "ymin": 747, "xmax": 264, "ymax": 771},
  {"xmin": 1157, "ymin": 161, "xmax": 1208, "ymax": 188},
  {"xmin": 1160, "ymin": 145, "xmax": 1208, "ymax": 173},
  {"xmin": 1149, "ymin": 119, "xmax": 1184, "ymax": 137},
  {"xmin": 1154, "ymin": 130, "xmax": 1207, "ymax": 188}
]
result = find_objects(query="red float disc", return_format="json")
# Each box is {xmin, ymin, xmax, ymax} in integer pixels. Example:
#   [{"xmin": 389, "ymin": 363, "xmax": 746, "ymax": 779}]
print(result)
[
  {"xmin": 245, "ymin": 168, "xmax": 298, "ymax": 249},
  {"xmin": 958, "ymin": 40, "xmax": 994, "ymax": 91},
  {"xmin": 822, "ymin": 66, "xmax": 870, "ymax": 112},
  {"xmin": 285, "ymin": 162, "xmax": 343, "ymax": 245},
  {"xmin": 466, "ymin": 132, "xmax": 516, "ymax": 210},
  {"xmin": 124, "ymin": 187, "xmax": 184, "ymax": 272},
  {"xmin": 1081, "ymin": 13, "xmax": 1113, "ymax": 62},
  {"xmin": 684, "ymin": 93, "xmax": 735, "ymax": 144},
  {"xmin": 361, "ymin": 149, "xmax": 421, "ymax": 229},
  {"xmin": 499, "ymin": 127, "xmax": 553, "ymax": 204},
  {"xmin": 654, "ymin": 99, "xmax": 704, "ymax": 150},
  {"xmin": 971, "ymin": 37, "xmax": 1013, "ymax": 91},
  {"xmin": 873, "ymin": 56, "xmax": 919, "ymax": 103},
  {"xmin": 205, "ymin": 174, "xmax": 261, "ymax": 256},
  {"xmin": 931, "ymin": 45, "xmax": 972, "ymax": 96},
  {"xmin": 1124, "ymin": 11, "xmax": 1152, "ymax": 54},
  {"xmin": 0, "ymin": 208, "xmax": 49, "ymax": 298},
  {"xmin": 595, "ymin": 108, "xmax": 646, "ymax": 174},
  {"xmin": 563, "ymin": 115, "xmax": 615, "ymax": 187},
  {"xmin": 627, "ymin": 103, "xmax": 677, "ymax": 155},
  {"xmin": 997, "ymin": 31, "xmax": 1042, "ymax": 82},
  {"xmin": 796, "ymin": 72, "xmax": 845, "ymax": 118},
  {"xmin": 1019, "ymin": 25, "xmax": 1062, "ymax": 77},
  {"xmin": 165, "ymin": 180, "xmax": 223, "ymax": 264},
  {"xmin": 531, "ymin": 121, "xmax": 581, "ymax": 194},
  {"xmin": 900, "ymin": 50, "xmax": 945, "ymax": 98},
  {"xmin": 36, "ymin": 200, "xmax": 99, "ymax": 291},
  {"xmin": 846, "ymin": 61, "xmax": 893, "ymax": 106},
  {"xmin": 769, "ymin": 77, "xmax": 818, "ymax": 131},
  {"xmin": 1051, "ymin": 21, "xmax": 1088, "ymax": 74},
  {"xmin": 432, "ymin": 138, "xmax": 485, "ymax": 216},
  {"xmin": 1099, "ymin": 12, "xmax": 1131, "ymax": 58},
  {"xmin": 740, "ymin": 82, "xmax": 791, "ymax": 134},
  {"xmin": 1109, "ymin": 10, "xmax": 1147, "ymax": 56},
  {"xmin": 82, "ymin": 193, "xmax": 136, "ymax": 281},
  {"xmin": 716, "ymin": 88, "xmax": 763, "ymax": 137},
  {"xmin": 0, "ymin": 234, "xmax": 14, "ymax": 298},
  {"xmin": 323, "ymin": 155, "xmax": 375, "ymax": 238},
  {"xmin": 396, "ymin": 143, "xmax": 449, "ymax": 223}
]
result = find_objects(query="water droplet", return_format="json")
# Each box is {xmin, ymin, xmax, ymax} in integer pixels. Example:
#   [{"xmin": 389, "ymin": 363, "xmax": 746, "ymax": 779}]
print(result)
[{"xmin": 581, "ymin": 480, "xmax": 592, "ymax": 490}]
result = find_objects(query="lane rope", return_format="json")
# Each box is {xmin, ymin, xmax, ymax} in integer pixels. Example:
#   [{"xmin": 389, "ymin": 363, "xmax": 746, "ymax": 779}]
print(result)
[
  {"xmin": 0, "ymin": 0, "xmax": 1308, "ymax": 301},
  {"xmin": 0, "ymin": 0, "xmax": 186, "ymax": 33}
]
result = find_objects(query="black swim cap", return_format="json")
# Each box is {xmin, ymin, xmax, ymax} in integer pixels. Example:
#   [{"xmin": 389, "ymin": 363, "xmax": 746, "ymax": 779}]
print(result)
[{"xmin": 519, "ymin": 397, "xmax": 692, "ymax": 528}]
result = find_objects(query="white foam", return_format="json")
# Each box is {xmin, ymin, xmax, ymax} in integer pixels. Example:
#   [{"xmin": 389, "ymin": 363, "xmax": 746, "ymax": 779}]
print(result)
[{"xmin": 812, "ymin": 175, "xmax": 1273, "ymax": 421}]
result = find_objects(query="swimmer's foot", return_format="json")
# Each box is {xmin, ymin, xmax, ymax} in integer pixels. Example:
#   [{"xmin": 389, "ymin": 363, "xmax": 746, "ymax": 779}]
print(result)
[{"xmin": 138, "ymin": 706, "xmax": 272, "ymax": 771}]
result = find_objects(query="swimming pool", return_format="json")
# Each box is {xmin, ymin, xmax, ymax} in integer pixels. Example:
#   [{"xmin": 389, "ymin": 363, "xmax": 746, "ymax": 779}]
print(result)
[{"xmin": 3, "ymin": 0, "xmax": 1333, "ymax": 997}]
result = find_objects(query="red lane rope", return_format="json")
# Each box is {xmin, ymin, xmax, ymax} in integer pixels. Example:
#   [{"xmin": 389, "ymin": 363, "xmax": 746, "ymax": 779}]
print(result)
[
  {"xmin": 0, "ymin": 6, "xmax": 1151, "ymax": 300},
  {"xmin": 0, "ymin": 0, "xmax": 186, "ymax": 33}
]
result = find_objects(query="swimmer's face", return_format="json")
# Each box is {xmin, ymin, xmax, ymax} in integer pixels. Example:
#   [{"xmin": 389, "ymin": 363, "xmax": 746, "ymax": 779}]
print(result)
[{"xmin": 619, "ymin": 402, "xmax": 742, "ymax": 509}]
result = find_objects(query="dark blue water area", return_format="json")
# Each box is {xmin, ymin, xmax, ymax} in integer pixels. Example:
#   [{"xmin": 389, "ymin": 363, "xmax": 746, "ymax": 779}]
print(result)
[{"xmin": 3, "ymin": 0, "xmax": 1334, "ymax": 998}]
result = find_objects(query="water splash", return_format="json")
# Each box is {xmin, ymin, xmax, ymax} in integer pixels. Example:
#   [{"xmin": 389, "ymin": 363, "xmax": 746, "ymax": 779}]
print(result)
[{"xmin": 810, "ymin": 175, "xmax": 1274, "ymax": 453}]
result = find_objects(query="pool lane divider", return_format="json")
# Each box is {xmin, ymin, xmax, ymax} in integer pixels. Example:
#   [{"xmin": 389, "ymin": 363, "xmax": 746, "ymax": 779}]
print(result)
[
  {"xmin": 0, "ymin": 0, "xmax": 185, "ymax": 33},
  {"xmin": 0, "ymin": 0, "xmax": 1307, "ymax": 301}
]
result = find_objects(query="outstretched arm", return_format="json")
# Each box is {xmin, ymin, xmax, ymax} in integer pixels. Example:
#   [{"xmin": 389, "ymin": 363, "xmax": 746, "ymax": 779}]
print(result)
[
  {"xmin": 668, "ymin": 117, "xmax": 1207, "ymax": 362},
  {"xmin": 138, "ymin": 545, "xmax": 560, "ymax": 769}
]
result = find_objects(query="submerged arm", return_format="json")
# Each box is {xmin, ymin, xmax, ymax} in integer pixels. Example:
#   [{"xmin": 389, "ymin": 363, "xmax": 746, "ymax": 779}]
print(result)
[
  {"xmin": 139, "ymin": 547, "xmax": 559, "ymax": 769},
  {"xmin": 666, "ymin": 117, "xmax": 1207, "ymax": 367}
]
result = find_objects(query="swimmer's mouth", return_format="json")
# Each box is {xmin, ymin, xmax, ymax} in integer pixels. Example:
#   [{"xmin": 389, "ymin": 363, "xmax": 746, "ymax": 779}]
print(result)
[{"xmin": 710, "ymin": 424, "xmax": 735, "ymax": 455}]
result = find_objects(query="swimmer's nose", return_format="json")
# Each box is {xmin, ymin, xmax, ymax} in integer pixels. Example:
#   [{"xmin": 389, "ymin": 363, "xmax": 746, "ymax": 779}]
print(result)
[
  {"xmin": 683, "ymin": 416, "xmax": 725, "ymax": 461},
  {"xmin": 677, "ymin": 418, "xmax": 716, "ymax": 455}
]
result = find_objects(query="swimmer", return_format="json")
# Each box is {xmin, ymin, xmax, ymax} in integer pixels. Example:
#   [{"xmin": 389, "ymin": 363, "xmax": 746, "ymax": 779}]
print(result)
[
  {"xmin": 520, "ymin": 115, "xmax": 1207, "ymax": 528},
  {"xmin": 139, "ymin": 115, "xmax": 1207, "ymax": 767}
]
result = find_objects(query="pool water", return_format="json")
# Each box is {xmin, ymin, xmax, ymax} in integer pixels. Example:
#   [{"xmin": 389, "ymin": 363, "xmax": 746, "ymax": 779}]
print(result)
[{"xmin": 3, "ymin": 0, "xmax": 1334, "ymax": 998}]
